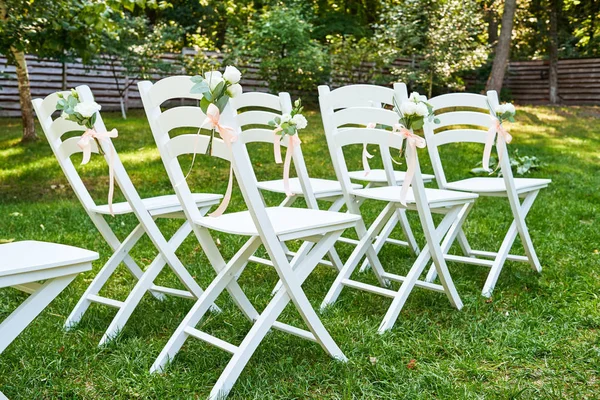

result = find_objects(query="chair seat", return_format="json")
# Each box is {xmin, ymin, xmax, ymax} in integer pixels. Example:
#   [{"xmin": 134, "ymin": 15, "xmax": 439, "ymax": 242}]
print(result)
[
  {"xmin": 0, "ymin": 241, "xmax": 98, "ymax": 278},
  {"xmin": 348, "ymin": 169, "xmax": 435, "ymax": 184},
  {"xmin": 194, "ymin": 207, "xmax": 361, "ymax": 237},
  {"xmin": 445, "ymin": 177, "xmax": 551, "ymax": 195},
  {"xmin": 352, "ymin": 186, "xmax": 478, "ymax": 208},
  {"xmin": 256, "ymin": 177, "xmax": 361, "ymax": 198},
  {"xmin": 90, "ymin": 193, "xmax": 223, "ymax": 216}
]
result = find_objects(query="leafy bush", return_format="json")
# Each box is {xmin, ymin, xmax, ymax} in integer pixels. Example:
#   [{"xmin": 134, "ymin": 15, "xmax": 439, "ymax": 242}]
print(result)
[
  {"xmin": 471, "ymin": 149, "xmax": 545, "ymax": 176},
  {"xmin": 232, "ymin": 5, "xmax": 329, "ymax": 93}
]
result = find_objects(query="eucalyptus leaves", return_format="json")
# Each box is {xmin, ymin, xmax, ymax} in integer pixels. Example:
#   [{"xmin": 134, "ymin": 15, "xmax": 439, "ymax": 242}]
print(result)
[{"xmin": 268, "ymin": 98, "xmax": 307, "ymax": 137}]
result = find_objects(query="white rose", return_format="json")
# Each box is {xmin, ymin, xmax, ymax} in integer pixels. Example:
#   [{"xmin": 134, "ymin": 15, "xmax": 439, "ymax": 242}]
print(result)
[
  {"xmin": 495, "ymin": 104, "xmax": 507, "ymax": 115},
  {"xmin": 74, "ymin": 101, "xmax": 101, "ymax": 118},
  {"xmin": 281, "ymin": 113, "xmax": 292, "ymax": 123},
  {"xmin": 505, "ymin": 103, "xmax": 516, "ymax": 114},
  {"xmin": 223, "ymin": 66, "xmax": 242, "ymax": 84},
  {"xmin": 292, "ymin": 114, "xmax": 308, "ymax": 129},
  {"xmin": 408, "ymin": 92, "xmax": 421, "ymax": 102},
  {"xmin": 415, "ymin": 102, "xmax": 428, "ymax": 117},
  {"xmin": 226, "ymin": 83, "xmax": 243, "ymax": 98},
  {"xmin": 400, "ymin": 101, "xmax": 418, "ymax": 116},
  {"xmin": 204, "ymin": 71, "xmax": 224, "ymax": 91}
]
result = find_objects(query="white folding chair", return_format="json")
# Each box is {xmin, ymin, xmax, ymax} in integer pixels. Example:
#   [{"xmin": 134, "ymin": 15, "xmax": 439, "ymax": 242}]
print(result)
[
  {"xmin": 319, "ymin": 84, "xmax": 438, "ymax": 271},
  {"xmin": 423, "ymin": 90, "xmax": 551, "ymax": 297},
  {"xmin": 139, "ymin": 76, "xmax": 360, "ymax": 399},
  {"xmin": 0, "ymin": 241, "xmax": 97, "ymax": 400},
  {"xmin": 231, "ymin": 91, "xmax": 349, "ymax": 272},
  {"xmin": 319, "ymin": 83, "xmax": 479, "ymax": 333},
  {"xmin": 32, "ymin": 86, "xmax": 221, "ymax": 346}
]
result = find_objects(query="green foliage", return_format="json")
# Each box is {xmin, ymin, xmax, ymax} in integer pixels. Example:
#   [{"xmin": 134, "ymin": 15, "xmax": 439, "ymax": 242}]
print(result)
[
  {"xmin": 233, "ymin": 4, "xmax": 330, "ymax": 93},
  {"xmin": 471, "ymin": 149, "xmax": 545, "ymax": 176},
  {"xmin": 327, "ymin": 34, "xmax": 397, "ymax": 85},
  {"xmin": 376, "ymin": 0, "xmax": 488, "ymax": 96}
]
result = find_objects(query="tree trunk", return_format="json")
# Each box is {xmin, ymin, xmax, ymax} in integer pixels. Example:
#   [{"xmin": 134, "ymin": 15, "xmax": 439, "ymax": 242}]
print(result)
[
  {"xmin": 61, "ymin": 61, "xmax": 68, "ymax": 90},
  {"xmin": 549, "ymin": 0, "xmax": 560, "ymax": 104},
  {"xmin": 12, "ymin": 48, "xmax": 37, "ymax": 142},
  {"xmin": 486, "ymin": 1, "xmax": 499, "ymax": 45},
  {"xmin": 486, "ymin": 0, "xmax": 517, "ymax": 93}
]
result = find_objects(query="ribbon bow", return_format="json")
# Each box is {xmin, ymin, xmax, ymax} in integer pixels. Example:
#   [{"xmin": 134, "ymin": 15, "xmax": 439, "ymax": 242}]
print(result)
[
  {"xmin": 482, "ymin": 116, "xmax": 513, "ymax": 172},
  {"xmin": 361, "ymin": 122, "xmax": 376, "ymax": 176},
  {"xmin": 273, "ymin": 130, "xmax": 301, "ymax": 197},
  {"xmin": 392, "ymin": 124, "xmax": 426, "ymax": 206},
  {"xmin": 203, "ymin": 103, "xmax": 238, "ymax": 217},
  {"xmin": 77, "ymin": 128, "xmax": 118, "ymax": 216}
]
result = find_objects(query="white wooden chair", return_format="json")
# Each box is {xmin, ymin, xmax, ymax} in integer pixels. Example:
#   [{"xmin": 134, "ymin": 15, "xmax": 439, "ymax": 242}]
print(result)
[
  {"xmin": 0, "ymin": 241, "xmax": 97, "ymax": 399},
  {"xmin": 32, "ymin": 86, "xmax": 221, "ymax": 346},
  {"xmin": 231, "ymin": 91, "xmax": 349, "ymax": 272},
  {"xmin": 319, "ymin": 83, "xmax": 479, "ymax": 333},
  {"xmin": 423, "ymin": 90, "xmax": 551, "ymax": 297},
  {"xmin": 139, "ymin": 76, "xmax": 359, "ymax": 399},
  {"xmin": 319, "ymin": 84, "xmax": 437, "ymax": 272}
]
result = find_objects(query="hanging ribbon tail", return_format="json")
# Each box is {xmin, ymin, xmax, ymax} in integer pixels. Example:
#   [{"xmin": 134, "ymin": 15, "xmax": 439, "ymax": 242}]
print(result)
[
  {"xmin": 209, "ymin": 164, "xmax": 234, "ymax": 218},
  {"xmin": 107, "ymin": 145, "xmax": 115, "ymax": 216},
  {"xmin": 273, "ymin": 129, "xmax": 283, "ymax": 164},
  {"xmin": 77, "ymin": 129, "xmax": 95, "ymax": 165},
  {"xmin": 399, "ymin": 141, "xmax": 416, "ymax": 206},
  {"xmin": 282, "ymin": 135, "xmax": 300, "ymax": 197},
  {"xmin": 494, "ymin": 124, "xmax": 513, "ymax": 171},
  {"xmin": 362, "ymin": 144, "xmax": 374, "ymax": 176},
  {"xmin": 482, "ymin": 122, "xmax": 497, "ymax": 173}
]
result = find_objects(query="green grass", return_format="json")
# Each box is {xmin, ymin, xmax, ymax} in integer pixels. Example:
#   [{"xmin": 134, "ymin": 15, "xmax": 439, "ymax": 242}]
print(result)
[{"xmin": 1, "ymin": 106, "xmax": 599, "ymax": 399}]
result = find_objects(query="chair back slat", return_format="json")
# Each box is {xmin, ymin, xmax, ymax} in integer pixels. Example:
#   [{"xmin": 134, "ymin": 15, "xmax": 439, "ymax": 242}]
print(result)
[
  {"xmin": 58, "ymin": 136, "xmax": 99, "ymax": 160},
  {"xmin": 165, "ymin": 134, "xmax": 211, "ymax": 159},
  {"xmin": 143, "ymin": 75, "xmax": 204, "ymax": 109},
  {"xmin": 435, "ymin": 111, "xmax": 492, "ymax": 130},
  {"xmin": 231, "ymin": 92, "xmax": 282, "ymax": 111},
  {"xmin": 35, "ymin": 91, "xmax": 72, "ymax": 120},
  {"xmin": 236, "ymin": 110, "xmax": 281, "ymax": 127},
  {"xmin": 332, "ymin": 128, "xmax": 404, "ymax": 149},
  {"xmin": 432, "ymin": 129, "xmax": 489, "ymax": 146},
  {"xmin": 321, "ymin": 84, "xmax": 396, "ymax": 109},
  {"xmin": 332, "ymin": 107, "xmax": 398, "ymax": 129},
  {"xmin": 428, "ymin": 93, "xmax": 489, "ymax": 110},
  {"xmin": 157, "ymin": 106, "xmax": 205, "ymax": 133}
]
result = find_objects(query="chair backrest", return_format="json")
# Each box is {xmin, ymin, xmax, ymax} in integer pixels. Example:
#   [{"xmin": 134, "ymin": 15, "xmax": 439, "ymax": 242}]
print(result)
[
  {"xmin": 318, "ymin": 83, "xmax": 410, "ymax": 185},
  {"xmin": 230, "ymin": 91, "xmax": 318, "ymax": 208},
  {"xmin": 32, "ymin": 85, "xmax": 137, "ymax": 213},
  {"xmin": 423, "ymin": 91, "xmax": 498, "ymax": 188},
  {"xmin": 139, "ymin": 75, "xmax": 296, "ymax": 265}
]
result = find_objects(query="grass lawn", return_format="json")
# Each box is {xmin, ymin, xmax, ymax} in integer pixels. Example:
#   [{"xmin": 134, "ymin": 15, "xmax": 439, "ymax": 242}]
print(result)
[{"xmin": 0, "ymin": 105, "xmax": 599, "ymax": 399}]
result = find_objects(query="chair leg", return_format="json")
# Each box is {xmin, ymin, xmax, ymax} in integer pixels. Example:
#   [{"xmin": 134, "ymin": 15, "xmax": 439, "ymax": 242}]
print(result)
[
  {"xmin": 396, "ymin": 208, "xmax": 420, "ymax": 256},
  {"xmin": 65, "ymin": 223, "xmax": 146, "ymax": 330},
  {"xmin": 358, "ymin": 212, "xmax": 398, "ymax": 273},
  {"xmin": 1, "ymin": 274, "xmax": 78, "ymax": 353},
  {"xmin": 511, "ymin": 191, "xmax": 542, "ymax": 273},
  {"xmin": 320, "ymin": 205, "xmax": 396, "ymax": 311},
  {"xmin": 482, "ymin": 190, "xmax": 539, "ymax": 297},
  {"xmin": 151, "ymin": 236, "xmax": 263, "ymax": 373},
  {"xmin": 378, "ymin": 205, "xmax": 468, "ymax": 333}
]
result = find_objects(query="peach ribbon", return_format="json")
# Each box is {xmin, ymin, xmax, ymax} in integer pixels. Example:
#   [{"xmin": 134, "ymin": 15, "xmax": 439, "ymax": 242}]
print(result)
[
  {"xmin": 482, "ymin": 116, "xmax": 513, "ymax": 172},
  {"xmin": 273, "ymin": 129, "xmax": 301, "ymax": 197},
  {"xmin": 77, "ymin": 128, "xmax": 118, "ymax": 216},
  {"xmin": 393, "ymin": 125, "xmax": 426, "ymax": 206},
  {"xmin": 362, "ymin": 122, "xmax": 376, "ymax": 175},
  {"xmin": 203, "ymin": 103, "xmax": 238, "ymax": 217}
]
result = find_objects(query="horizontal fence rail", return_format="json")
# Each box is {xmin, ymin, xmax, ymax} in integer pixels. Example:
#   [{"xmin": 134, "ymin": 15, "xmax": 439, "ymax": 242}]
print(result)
[
  {"xmin": 1, "ymin": 51, "xmax": 599, "ymax": 117},
  {"xmin": 505, "ymin": 58, "xmax": 600, "ymax": 105}
]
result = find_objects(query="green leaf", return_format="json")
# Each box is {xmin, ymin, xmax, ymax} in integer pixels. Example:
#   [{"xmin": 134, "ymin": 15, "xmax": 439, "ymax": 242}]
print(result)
[
  {"xmin": 200, "ymin": 97, "xmax": 211, "ymax": 114},
  {"xmin": 204, "ymin": 91, "xmax": 213, "ymax": 102},
  {"xmin": 191, "ymin": 81, "xmax": 210, "ymax": 94},
  {"xmin": 215, "ymin": 95, "xmax": 229, "ymax": 113},
  {"xmin": 267, "ymin": 120, "xmax": 277, "ymax": 127},
  {"xmin": 190, "ymin": 75, "xmax": 204, "ymax": 84},
  {"xmin": 90, "ymin": 113, "xmax": 97, "ymax": 126},
  {"xmin": 412, "ymin": 118, "xmax": 424, "ymax": 130},
  {"xmin": 213, "ymin": 81, "xmax": 226, "ymax": 98}
]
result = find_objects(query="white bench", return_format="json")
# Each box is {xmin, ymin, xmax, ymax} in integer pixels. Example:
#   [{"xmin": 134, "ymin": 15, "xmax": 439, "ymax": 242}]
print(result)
[{"xmin": 0, "ymin": 241, "xmax": 98, "ymax": 399}]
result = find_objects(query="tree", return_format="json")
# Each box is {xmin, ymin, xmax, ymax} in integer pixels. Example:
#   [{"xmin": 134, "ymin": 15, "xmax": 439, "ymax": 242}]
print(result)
[
  {"xmin": 549, "ymin": 0, "xmax": 560, "ymax": 104},
  {"xmin": 486, "ymin": 0, "xmax": 517, "ymax": 92},
  {"xmin": 234, "ymin": 4, "xmax": 330, "ymax": 93},
  {"xmin": 100, "ymin": 15, "xmax": 183, "ymax": 119},
  {"xmin": 377, "ymin": 0, "xmax": 488, "ymax": 96}
]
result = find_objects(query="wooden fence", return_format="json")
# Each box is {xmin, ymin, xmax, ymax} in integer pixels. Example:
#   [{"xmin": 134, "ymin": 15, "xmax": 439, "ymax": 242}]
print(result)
[
  {"xmin": 505, "ymin": 58, "xmax": 600, "ymax": 104},
  {"xmin": 1, "ymin": 51, "xmax": 598, "ymax": 117}
]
